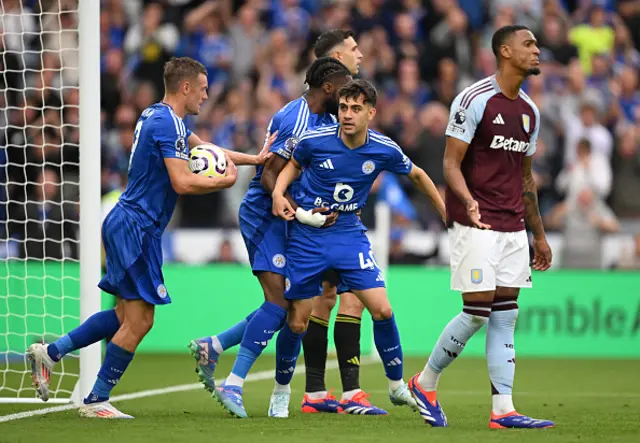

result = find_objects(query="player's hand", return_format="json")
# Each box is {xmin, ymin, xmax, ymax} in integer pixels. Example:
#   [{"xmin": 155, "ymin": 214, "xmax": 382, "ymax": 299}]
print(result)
[
  {"xmin": 465, "ymin": 199, "xmax": 491, "ymax": 230},
  {"xmin": 312, "ymin": 207, "xmax": 338, "ymax": 228},
  {"xmin": 255, "ymin": 131, "xmax": 277, "ymax": 165},
  {"xmin": 225, "ymin": 155, "xmax": 238, "ymax": 181},
  {"xmin": 273, "ymin": 194, "xmax": 295, "ymax": 221},
  {"xmin": 532, "ymin": 237, "xmax": 552, "ymax": 271}
]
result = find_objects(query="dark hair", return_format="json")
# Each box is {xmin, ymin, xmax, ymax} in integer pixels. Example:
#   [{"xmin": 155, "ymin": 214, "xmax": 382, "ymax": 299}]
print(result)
[
  {"xmin": 314, "ymin": 29, "xmax": 355, "ymax": 58},
  {"xmin": 163, "ymin": 57, "xmax": 207, "ymax": 93},
  {"xmin": 491, "ymin": 25, "xmax": 531, "ymax": 59},
  {"xmin": 304, "ymin": 57, "xmax": 351, "ymax": 88},
  {"xmin": 338, "ymin": 79, "xmax": 377, "ymax": 107}
]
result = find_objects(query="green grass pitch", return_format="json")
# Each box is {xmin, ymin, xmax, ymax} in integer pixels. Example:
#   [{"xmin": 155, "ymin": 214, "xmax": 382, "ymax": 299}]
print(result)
[{"xmin": 1, "ymin": 354, "xmax": 639, "ymax": 443}]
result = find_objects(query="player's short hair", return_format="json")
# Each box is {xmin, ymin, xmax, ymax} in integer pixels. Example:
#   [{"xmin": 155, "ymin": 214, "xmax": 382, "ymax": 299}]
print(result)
[
  {"xmin": 338, "ymin": 79, "xmax": 377, "ymax": 107},
  {"xmin": 304, "ymin": 57, "xmax": 351, "ymax": 88},
  {"xmin": 163, "ymin": 57, "xmax": 207, "ymax": 94},
  {"xmin": 314, "ymin": 29, "xmax": 355, "ymax": 58},
  {"xmin": 491, "ymin": 25, "xmax": 531, "ymax": 59}
]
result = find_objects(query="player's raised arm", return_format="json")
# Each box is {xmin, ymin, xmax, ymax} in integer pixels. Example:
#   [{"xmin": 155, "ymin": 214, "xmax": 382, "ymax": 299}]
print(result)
[
  {"xmin": 187, "ymin": 132, "xmax": 276, "ymax": 166},
  {"xmin": 165, "ymin": 156, "xmax": 237, "ymax": 194},
  {"xmin": 407, "ymin": 165, "xmax": 446, "ymax": 223}
]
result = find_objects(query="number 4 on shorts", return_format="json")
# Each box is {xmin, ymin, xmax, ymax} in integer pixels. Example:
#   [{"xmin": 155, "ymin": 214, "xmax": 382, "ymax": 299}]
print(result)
[{"xmin": 359, "ymin": 250, "xmax": 379, "ymax": 270}]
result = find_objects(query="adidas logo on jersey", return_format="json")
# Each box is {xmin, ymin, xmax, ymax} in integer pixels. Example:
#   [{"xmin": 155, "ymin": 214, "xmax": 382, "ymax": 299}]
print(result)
[
  {"xmin": 489, "ymin": 135, "xmax": 530, "ymax": 153},
  {"xmin": 493, "ymin": 113, "xmax": 505, "ymax": 125},
  {"xmin": 319, "ymin": 159, "xmax": 335, "ymax": 170}
]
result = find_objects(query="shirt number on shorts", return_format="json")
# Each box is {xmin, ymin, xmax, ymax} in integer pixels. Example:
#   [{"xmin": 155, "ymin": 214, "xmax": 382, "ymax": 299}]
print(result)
[{"xmin": 359, "ymin": 250, "xmax": 379, "ymax": 270}]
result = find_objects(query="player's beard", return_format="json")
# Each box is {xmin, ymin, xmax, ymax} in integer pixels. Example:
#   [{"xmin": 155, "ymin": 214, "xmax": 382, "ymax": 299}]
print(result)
[{"xmin": 525, "ymin": 66, "xmax": 541, "ymax": 76}]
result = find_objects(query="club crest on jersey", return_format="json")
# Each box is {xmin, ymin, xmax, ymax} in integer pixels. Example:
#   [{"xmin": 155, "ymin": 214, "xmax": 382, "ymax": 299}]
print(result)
[
  {"xmin": 362, "ymin": 160, "xmax": 375, "ymax": 175},
  {"xmin": 272, "ymin": 254, "xmax": 286, "ymax": 269},
  {"xmin": 470, "ymin": 269, "xmax": 483, "ymax": 284},
  {"xmin": 175, "ymin": 137, "xmax": 188, "ymax": 160},
  {"xmin": 157, "ymin": 284, "xmax": 168, "ymax": 298},
  {"xmin": 522, "ymin": 114, "xmax": 530, "ymax": 133}
]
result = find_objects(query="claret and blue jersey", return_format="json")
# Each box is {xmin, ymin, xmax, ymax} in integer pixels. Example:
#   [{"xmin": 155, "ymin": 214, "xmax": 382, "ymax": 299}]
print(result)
[{"xmin": 284, "ymin": 123, "xmax": 413, "ymax": 300}]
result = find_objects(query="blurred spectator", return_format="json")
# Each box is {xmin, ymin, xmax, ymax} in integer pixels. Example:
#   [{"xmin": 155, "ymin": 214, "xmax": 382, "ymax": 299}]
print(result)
[
  {"xmin": 563, "ymin": 101, "xmax": 613, "ymax": 167},
  {"xmin": 9, "ymin": 168, "xmax": 78, "ymax": 260},
  {"xmin": 125, "ymin": 2, "xmax": 179, "ymax": 96},
  {"xmin": 610, "ymin": 127, "xmax": 640, "ymax": 221},
  {"xmin": 569, "ymin": 5, "xmax": 614, "ymax": 74},
  {"xmin": 617, "ymin": 233, "xmax": 640, "ymax": 269},
  {"xmin": 556, "ymin": 138, "xmax": 612, "ymax": 199},
  {"xmin": 545, "ymin": 188, "xmax": 619, "ymax": 269}
]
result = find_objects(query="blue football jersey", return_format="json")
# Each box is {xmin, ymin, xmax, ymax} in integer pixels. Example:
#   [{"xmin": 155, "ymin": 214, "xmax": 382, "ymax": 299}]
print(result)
[
  {"xmin": 243, "ymin": 95, "xmax": 337, "ymax": 209},
  {"xmin": 118, "ymin": 103, "xmax": 192, "ymax": 237},
  {"xmin": 291, "ymin": 124, "xmax": 413, "ymax": 231}
]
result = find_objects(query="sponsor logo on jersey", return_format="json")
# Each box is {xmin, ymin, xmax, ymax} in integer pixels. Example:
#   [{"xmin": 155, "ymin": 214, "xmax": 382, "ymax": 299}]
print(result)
[
  {"xmin": 489, "ymin": 135, "xmax": 530, "ymax": 153},
  {"xmin": 272, "ymin": 254, "xmax": 286, "ymax": 268},
  {"xmin": 362, "ymin": 160, "xmax": 375, "ymax": 175}
]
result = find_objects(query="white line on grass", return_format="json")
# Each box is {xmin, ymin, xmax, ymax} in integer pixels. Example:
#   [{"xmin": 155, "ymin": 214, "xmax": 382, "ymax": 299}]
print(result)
[{"xmin": 0, "ymin": 357, "xmax": 377, "ymax": 423}]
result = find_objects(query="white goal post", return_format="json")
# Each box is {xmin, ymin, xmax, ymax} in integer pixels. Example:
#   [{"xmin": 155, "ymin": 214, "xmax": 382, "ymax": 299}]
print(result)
[{"xmin": 0, "ymin": 0, "xmax": 101, "ymax": 404}]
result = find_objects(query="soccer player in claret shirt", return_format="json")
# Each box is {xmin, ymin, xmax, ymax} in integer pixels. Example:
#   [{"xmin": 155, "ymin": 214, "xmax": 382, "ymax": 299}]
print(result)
[
  {"xmin": 408, "ymin": 25, "xmax": 554, "ymax": 429},
  {"xmin": 268, "ymin": 79, "xmax": 445, "ymax": 418},
  {"xmin": 26, "ymin": 57, "xmax": 270, "ymax": 418}
]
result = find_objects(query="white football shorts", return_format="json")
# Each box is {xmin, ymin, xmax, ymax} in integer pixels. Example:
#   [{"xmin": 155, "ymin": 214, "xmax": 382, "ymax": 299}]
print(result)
[{"xmin": 448, "ymin": 222, "xmax": 532, "ymax": 293}]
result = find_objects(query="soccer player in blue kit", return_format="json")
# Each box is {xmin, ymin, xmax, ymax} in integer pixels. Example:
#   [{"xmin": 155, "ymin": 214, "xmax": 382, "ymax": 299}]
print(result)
[
  {"xmin": 267, "ymin": 79, "xmax": 446, "ymax": 417},
  {"xmin": 187, "ymin": 57, "xmax": 352, "ymax": 418},
  {"xmin": 26, "ymin": 57, "xmax": 271, "ymax": 418}
]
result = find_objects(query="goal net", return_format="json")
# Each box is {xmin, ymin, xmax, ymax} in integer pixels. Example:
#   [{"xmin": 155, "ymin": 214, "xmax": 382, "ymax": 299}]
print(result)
[{"xmin": 1, "ymin": 0, "xmax": 101, "ymax": 404}]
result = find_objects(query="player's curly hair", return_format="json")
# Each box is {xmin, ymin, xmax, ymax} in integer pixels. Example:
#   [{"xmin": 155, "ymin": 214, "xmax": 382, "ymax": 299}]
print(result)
[
  {"xmin": 304, "ymin": 57, "xmax": 351, "ymax": 88},
  {"xmin": 338, "ymin": 79, "xmax": 377, "ymax": 107}
]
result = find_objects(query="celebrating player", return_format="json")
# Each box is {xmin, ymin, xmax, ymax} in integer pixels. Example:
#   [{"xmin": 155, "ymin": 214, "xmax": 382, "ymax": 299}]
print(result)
[
  {"xmin": 408, "ymin": 25, "xmax": 554, "ymax": 429},
  {"xmin": 26, "ymin": 57, "xmax": 271, "ymax": 418},
  {"xmin": 299, "ymin": 30, "xmax": 387, "ymax": 416},
  {"xmin": 268, "ymin": 79, "xmax": 446, "ymax": 418},
  {"xmin": 187, "ymin": 57, "xmax": 352, "ymax": 418}
]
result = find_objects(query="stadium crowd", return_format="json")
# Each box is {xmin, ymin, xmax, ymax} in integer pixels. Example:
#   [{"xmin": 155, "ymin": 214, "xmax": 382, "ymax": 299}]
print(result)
[{"xmin": 1, "ymin": 0, "xmax": 639, "ymax": 269}]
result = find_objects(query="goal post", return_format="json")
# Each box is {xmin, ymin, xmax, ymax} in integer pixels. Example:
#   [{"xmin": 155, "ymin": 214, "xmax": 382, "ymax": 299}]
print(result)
[
  {"xmin": 76, "ymin": 0, "xmax": 102, "ymax": 406},
  {"xmin": 0, "ymin": 0, "xmax": 102, "ymax": 404}
]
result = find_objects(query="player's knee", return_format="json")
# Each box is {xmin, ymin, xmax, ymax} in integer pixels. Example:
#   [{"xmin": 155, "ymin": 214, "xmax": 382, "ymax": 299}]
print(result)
[
  {"xmin": 288, "ymin": 317, "xmax": 309, "ymax": 334},
  {"xmin": 337, "ymin": 292, "xmax": 364, "ymax": 316},
  {"xmin": 123, "ymin": 310, "xmax": 154, "ymax": 340},
  {"xmin": 370, "ymin": 305, "xmax": 393, "ymax": 321}
]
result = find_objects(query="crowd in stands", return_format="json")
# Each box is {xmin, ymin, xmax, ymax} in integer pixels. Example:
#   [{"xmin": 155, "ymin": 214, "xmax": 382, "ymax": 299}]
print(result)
[{"xmin": 1, "ymin": 0, "xmax": 639, "ymax": 269}]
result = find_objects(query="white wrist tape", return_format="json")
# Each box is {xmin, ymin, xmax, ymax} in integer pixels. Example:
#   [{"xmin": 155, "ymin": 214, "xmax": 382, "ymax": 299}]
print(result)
[{"xmin": 295, "ymin": 207, "xmax": 326, "ymax": 228}]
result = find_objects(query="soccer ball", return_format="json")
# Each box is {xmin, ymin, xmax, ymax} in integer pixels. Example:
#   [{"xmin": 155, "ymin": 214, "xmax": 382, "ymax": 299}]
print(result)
[{"xmin": 189, "ymin": 145, "xmax": 227, "ymax": 177}]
